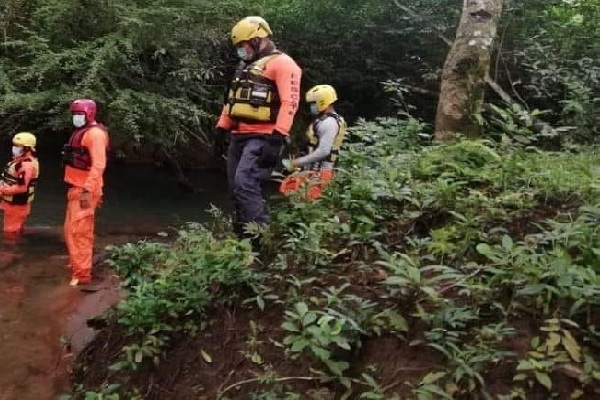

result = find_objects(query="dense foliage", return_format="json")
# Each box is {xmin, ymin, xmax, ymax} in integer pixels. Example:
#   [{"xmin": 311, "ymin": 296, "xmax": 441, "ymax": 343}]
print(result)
[
  {"xmin": 68, "ymin": 115, "xmax": 599, "ymax": 398},
  {"xmin": 1, "ymin": 0, "xmax": 598, "ymax": 163},
  {"xmin": 4, "ymin": 1, "xmax": 597, "ymax": 398}
]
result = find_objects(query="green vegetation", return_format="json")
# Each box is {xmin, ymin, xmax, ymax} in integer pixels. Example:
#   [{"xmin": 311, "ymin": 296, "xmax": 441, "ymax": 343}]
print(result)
[
  {"xmin": 69, "ymin": 117, "xmax": 599, "ymax": 398},
  {"xmin": 4, "ymin": 0, "xmax": 597, "ymax": 398},
  {"xmin": 1, "ymin": 1, "xmax": 598, "ymax": 163}
]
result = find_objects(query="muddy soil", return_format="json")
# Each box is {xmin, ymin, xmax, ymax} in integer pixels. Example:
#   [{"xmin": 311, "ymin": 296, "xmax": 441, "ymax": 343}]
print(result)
[{"xmin": 0, "ymin": 229, "xmax": 148, "ymax": 400}]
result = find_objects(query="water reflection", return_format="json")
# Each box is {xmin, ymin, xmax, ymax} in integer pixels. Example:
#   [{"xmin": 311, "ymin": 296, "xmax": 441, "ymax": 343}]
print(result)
[
  {"xmin": 24, "ymin": 158, "xmax": 229, "ymax": 230},
  {"xmin": 0, "ymin": 159, "xmax": 229, "ymax": 400}
]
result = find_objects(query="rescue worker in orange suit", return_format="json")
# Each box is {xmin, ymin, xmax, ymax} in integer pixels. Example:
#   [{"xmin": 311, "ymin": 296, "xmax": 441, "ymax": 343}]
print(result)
[
  {"xmin": 62, "ymin": 99, "xmax": 109, "ymax": 286},
  {"xmin": 215, "ymin": 16, "xmax": 302, "ymax": 244},
  {"xmin": 280, "ymin": 85, "xmax": 346, "ymax": 200},
  {"xmin": 0, "ymin": 132, "xmax": 40, "ymax": 243}
]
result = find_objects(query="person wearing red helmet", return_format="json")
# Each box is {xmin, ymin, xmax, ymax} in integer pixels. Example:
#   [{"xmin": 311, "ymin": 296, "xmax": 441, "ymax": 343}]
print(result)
[{"xmin": 62, "ymin": 99, "xmax": 109, "ymax": 286}]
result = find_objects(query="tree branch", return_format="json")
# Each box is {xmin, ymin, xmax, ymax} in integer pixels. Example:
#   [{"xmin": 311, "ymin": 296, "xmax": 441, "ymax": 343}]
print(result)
[
  {"xmin": 391, "ymin": 0, "xmax": 453, "ymax": 46},
  {"xmin": 484, "ymin": 72, "xmax": 557, "ymax": 135},
  {"xmin": 159, "ymin": 146, "xmax": 204, "ymax": 193},
  {"xmin": 403, "ymin": 84, "xmax": 438, "ymax": 98},
  {"xmin": 484, "ymin": 73, "xmax": 513, "ymax": 104}
]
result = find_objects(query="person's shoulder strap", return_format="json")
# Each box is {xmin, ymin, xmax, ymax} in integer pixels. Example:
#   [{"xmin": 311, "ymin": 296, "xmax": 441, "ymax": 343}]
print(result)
[{"xmin": 253, "ymin": 51, "xmax": 282, "ymax": 69}]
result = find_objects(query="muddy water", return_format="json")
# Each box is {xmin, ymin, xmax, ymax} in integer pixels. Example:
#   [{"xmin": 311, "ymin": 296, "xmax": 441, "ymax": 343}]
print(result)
[
  {"xmin": 0, "ymin": 231, "xmax": 88, "ymax": 399},
  {"xmin": 0, "ymin": 160, "xmax": 229, "ymax": 400}
]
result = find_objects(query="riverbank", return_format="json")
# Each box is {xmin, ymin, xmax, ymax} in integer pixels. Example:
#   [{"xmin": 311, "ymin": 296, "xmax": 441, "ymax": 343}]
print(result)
[{"xmin": 0, "ymin": 229, "xmax": 166, "ymax": 400}]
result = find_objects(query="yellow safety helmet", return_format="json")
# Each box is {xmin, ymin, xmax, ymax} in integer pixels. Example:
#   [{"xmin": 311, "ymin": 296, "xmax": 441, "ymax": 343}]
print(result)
[
  {"xmin": 231, "ymin": 16, "xmax": 273, "ymax": 45},
  {"xmin": 13, "ymin": 132, "xmax": 37, "ymax": 147},
  {"xmin": 306, "ymin": 85, "xmax": 338, "ymax": 112}
]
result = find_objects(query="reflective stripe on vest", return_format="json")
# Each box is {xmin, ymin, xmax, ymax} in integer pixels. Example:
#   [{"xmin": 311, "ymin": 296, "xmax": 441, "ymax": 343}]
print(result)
[
  {"xmin": 1, "ymin": 157, "xmax": 39, "ymax": 205},
  {"xmin": 224, "ymin": 53, "xmax": 281, "ymax": 123}
]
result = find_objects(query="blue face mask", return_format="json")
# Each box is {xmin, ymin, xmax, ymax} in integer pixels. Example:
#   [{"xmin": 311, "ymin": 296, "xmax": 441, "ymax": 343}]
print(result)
[
  {"xmin": 309, "ymin": 103, "xmax": 320, "ymax": 115},
  {"xmin": 236, "ymin": 47, "xmax": 252, "ymax": 61},
  {"xmin": 12, "ymin": 146, "xmax": 24, "ymax": 158}
]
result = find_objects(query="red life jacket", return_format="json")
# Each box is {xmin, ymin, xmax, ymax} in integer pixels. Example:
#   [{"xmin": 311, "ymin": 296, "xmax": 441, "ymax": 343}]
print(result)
[{"xmin": 62, "ymin": 123, "xmax": 108, "ymax": 170}]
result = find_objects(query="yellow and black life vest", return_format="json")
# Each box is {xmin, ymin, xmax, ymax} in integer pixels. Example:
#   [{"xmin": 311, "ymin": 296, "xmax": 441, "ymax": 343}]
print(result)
[
  {"xmin": 224, "ymin": 53, "xmax": 281, "ymax": 123},
  {"xmin": 1, "ymin": 157, "xmax": 39, "ymax": 205},
  {"xmin": 306, "ymin": 112, "xmax": 347, "ymax": 166}
]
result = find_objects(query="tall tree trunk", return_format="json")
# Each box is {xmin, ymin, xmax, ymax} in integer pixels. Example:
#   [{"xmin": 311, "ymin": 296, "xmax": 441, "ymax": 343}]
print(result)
[{"xmin": 434, "ymin": 0, "xmax": 503, "ymax": 141}]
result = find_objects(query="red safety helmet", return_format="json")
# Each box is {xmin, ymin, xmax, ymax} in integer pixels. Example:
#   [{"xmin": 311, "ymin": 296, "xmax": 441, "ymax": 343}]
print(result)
[{"xmin": 69, "ymin": 99, "xmax": 97, "ymax": 123}]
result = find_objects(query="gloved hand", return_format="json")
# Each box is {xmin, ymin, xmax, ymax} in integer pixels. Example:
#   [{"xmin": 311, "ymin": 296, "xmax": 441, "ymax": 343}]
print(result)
[
  {"xmin": 258, "ymin": 131, "xmax": 286, "ymax": 168},
  {"xmin": 282, "ymin": 158, "xmax": 295, "ymax": 172},
  {"xmin": 214, "ymin": 128, "xmax": 230, "ymax": 159}
]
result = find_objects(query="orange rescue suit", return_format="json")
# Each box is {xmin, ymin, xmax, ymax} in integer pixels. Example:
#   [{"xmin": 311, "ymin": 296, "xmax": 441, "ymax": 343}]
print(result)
[
  {"xmin": 0, "ymin": 154, "xmax": 39, "ymax": 241},
  {"xmin": 63, "ymin": 125, "xmax": 109, "ymax": 284}
]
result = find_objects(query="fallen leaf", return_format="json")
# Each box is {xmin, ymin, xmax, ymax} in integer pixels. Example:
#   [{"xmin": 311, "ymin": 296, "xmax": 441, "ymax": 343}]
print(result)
[{"xmin": 200, "ymin": 349, "xmax": 212, "ymax": 363}]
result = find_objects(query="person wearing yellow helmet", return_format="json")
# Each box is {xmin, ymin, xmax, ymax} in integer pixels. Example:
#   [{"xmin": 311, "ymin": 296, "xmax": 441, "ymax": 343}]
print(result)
[
  {"xmin": 215, "ymin": 16, "xmax": 302, "ymax": 245},
  {"xmin": 279, "ymin": 85, "xmax": 346, "ymax": 200},
  {"xmin": 0, "ymin": 132, "xmax": 40, "ymax": 242}
]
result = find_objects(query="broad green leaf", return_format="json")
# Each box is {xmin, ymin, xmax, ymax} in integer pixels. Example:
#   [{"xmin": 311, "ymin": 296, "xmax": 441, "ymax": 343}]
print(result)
[
  {"xmin": 384, "ymin": 276, "xmax": 409, "ymax": 286},
  {"xmin": 295, "ymin": 302, "xmax": 309, "ymax": 317},
  {"xmin": 517, "ymin": 284, "xmax": 546, "ymax": 296},
  {"xmin": 541, "ymin": 323, "xmax": 560, "ymax": 332},
  {"xmin": 516, "ymin": 360, "xmax": 534, "ymax": 371},
  {"xmin": 535, "ymin": 371, "xmax": 552, "ymax": 390},
  {"xmin": 291, "ymin": 338, "xmax": 309, "ymax": 352},
  {"xmin": 283, "ymin": 334, "xmax": 300, "ymax": 345},
  {"xmin": 561, "ymin": 330, "xmax": 582, "ymax": 363},
  {"xmin": 281, "ymin": 322, "xmax": 300, "ymax": 332},
  {"xmin": 513, "ymin": 373, "xmax": 527, "ymax": 381},
  {"xmin": 421, "ymin": 371, "xmax": 446, "ymax": 384},
  {"xmin": 334, "ymin": 336, "xmax": 352, "ymax": 350},
  {"xmin": 324, "ymin": 359, "xmax": 349, "ymax": 376},
  {"xmin": 384, "ymin": 310, "xmax": 409, "ymax": 332},
  {"xmin": 312, "ymin": 346, "xmax": 331, "ymax": 361},
  {"xmin": 546, "ymin": 332, "xmax": 561, "ymax": 352},
  {"xmin": 302, "ymin": 311, "xmax": 317, "ymax": 327},
  {"xmin": 256, "ymin": 296, "xmax": 265, "ymax": 311},
  {"xmin": 502, "ymin": 235, "xmax": 514, "ymax": 250},
  {"xmin": 476, "ymin": 243, "xmax": 494, "ymax": 257}
]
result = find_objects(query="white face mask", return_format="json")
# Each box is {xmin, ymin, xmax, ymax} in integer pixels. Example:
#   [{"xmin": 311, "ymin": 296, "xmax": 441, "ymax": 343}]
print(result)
[
  {"xmin": 236, "ymin": 47, "xmax": 252, "ymax": 61},
  {"xmin": 73, "ymin": 114, "xmax": 86, "ymax": 128},
  {"xmin": 309, "ymin": 103, "xmax": 320, "ymax": 115},
  {"xmin": 12, "ymin": 146, "xmax": 24, "ymax": 157}
]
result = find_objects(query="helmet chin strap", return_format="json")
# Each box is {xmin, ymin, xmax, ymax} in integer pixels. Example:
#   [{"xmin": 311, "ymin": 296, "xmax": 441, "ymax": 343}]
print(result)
[
  {"xmin": 250, "ymin": 37, "xmax": 276, "ymax": 61},
  {"xmin": 249, "ymin": 38, "xmax": 261, "ymax": 61}
]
